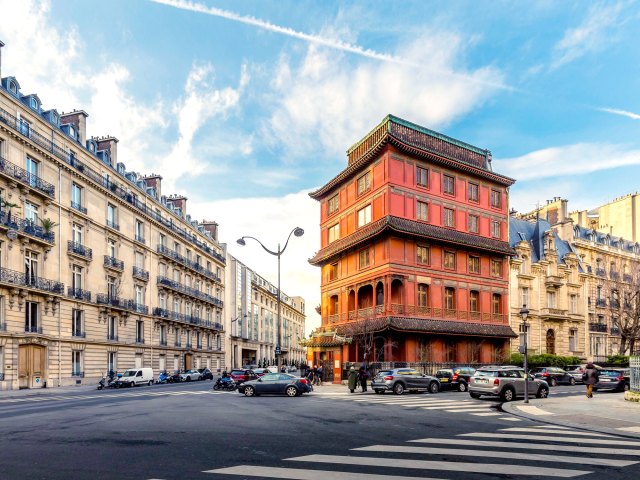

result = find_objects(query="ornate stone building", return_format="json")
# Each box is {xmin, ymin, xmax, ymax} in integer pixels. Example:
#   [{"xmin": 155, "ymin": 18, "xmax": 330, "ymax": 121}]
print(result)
[{"xmin": 0, "ymin": 43, "xmax": 226, "ymax": 390}]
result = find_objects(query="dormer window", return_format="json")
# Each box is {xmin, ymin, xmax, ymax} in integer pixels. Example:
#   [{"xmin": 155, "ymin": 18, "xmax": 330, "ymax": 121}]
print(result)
[
  {"xmin": 69, "ymin": 126, "xmax": 76, "ymax": 138},
  {"xmin": 9, "ymin": 81, "xmax": 17, "ymax": 94},
  {"xmin": 29, "ymin": 97, "xmax": 37, "ymax": 109}
]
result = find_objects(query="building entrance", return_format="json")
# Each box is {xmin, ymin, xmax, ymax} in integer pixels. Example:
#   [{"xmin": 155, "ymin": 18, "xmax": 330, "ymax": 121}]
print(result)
[
  {"xmin": 18, "ymin": 344, "xmax": 46, "ymax": 389},
  {"xmin": 184, "ymin": 353, "xmax": 193, "ymax": 371}
]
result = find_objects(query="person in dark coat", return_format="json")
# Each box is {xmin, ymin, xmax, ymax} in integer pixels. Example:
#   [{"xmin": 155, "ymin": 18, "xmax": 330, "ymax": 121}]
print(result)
[
  {"xmin": 583, "ymin": 363, "xmax": 599, "ymax": 398},
  {"xmin": 347, "ymin": 366, "xmax": 359, "ymax": 393},
  {"xmin": 358, "ymin": 365, "xmax": 369, "ymax": 392}
]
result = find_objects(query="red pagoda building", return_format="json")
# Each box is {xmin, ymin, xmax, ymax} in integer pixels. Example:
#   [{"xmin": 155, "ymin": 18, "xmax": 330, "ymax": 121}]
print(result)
[{"xmin": 306, "ymin": 115, "xmax": 517, "ymax": 383}]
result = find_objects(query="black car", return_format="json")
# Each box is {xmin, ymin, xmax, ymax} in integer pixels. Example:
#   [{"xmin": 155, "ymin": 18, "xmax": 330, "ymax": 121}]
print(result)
[
  {"xmin": 530, "ymin": 367, "xmax": 575, "ymax": 386},
  {"xmin": 197, "ymin": 368, "xmax": 213, "ymax": 380},
  {"xmin": 435, "ymin": 367, "xmax": 476, "ymax": 392},
  {"xmin": 594, "ymin": 369, "xmax": 630, "ymax": 392},
  {"xmin": 238, "ymin": 373, "xmax": 310, "ymax": 397}
]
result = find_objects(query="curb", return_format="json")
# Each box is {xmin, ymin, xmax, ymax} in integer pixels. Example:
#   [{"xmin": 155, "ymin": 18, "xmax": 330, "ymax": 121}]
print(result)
[{"xmin": 501, "ymin": 401, "xmax": 640, "ymax": 440}]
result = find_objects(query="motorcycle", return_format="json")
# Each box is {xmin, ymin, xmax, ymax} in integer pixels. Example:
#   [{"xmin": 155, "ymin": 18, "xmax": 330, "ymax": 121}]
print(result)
[
  {"xmin": 157, "ymin": 371, "xmax": 170, "ymax": 384},
  {"xmin": 167, "ymin": 372, "xmax": 182, "ymax": 383},
  {"xmin": 97, "ymin": 371, "xmax": 118, "ymax": 390},
  {"xmin": 213, "ymin": 377, "xmax": 237, "ymax": 391}
]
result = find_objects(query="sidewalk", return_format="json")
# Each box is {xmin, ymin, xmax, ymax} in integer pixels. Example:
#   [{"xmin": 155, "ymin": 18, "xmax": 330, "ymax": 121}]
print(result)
[
  {"xmin": 502, "ymin": 390, "xmax": 640, "ymax": 439},
  {"xmin": 0, "ymin": 383, "xmax": 98, "ymax": 398}
]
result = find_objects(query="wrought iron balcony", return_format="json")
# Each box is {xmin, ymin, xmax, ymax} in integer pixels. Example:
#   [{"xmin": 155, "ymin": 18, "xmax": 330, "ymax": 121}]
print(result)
[
  {"xmin": 106, "ymin": 334, "xmax": 119, "ymax": 341},
  {"xmin": 70, "ymin": 201, "xmax": 87, "ymax": 214},
  {"xmin": 0, "ymin": 266, "xmax": 64, "ymax": 294},
  {"xmin": 132, "ymin": 266, "xmax": 149, "ymax": 282},
  {"xmin": 97, "ymin": 294, "xmax": 130, "ymax": 310},
  {"xmin": 624, "ymin": 274, "xmax": 633, "ymax": 283},
  {"xmin": 611, "ymin": 326, "xmax": 621, "ymax": 336},
  {"xmin": 106, "ymin": 219, "xmax": 119, "ymax": 231},
  {"xmin": 104, "ymin": 255, "xmax": 124, "ymax": 271},
  {"xmin": 156, "ymin": 245, "xmax": 221, "ymax": 283},
  {"xmin": 152, "ymin": 307, "xmax": 223, "ymax": 330},
  {"xmin": 67, "ymin": 287, "xmax": 91, "ymax": 302},
  {"xmin": 25, "ymin": 325, "xmax": 43, "ymax": 334},
  {"xmin": 68, "ymin": 241, "xmax": 92, "ymax": 260},
  {"xmin": 610, "ymin": 271, "xmax": 620, "ymax": 281},
  {"xmin": 0, "ymin": 211, "xmax": 55, "ymax": 244},
  {"xmin": 135, "ymin": 234, "xmax": 146, "ymax": 244},
  {"xmin": 589, "ymin": 323, "xmax": 608, "ymax": 333},
  {"xmin": 595, "ymin": 268, "xmax": 606, "ymax": 278},
  {"xmin": 157, "ymin": 275, "xmax": 223, "ymax": 307},
  {"xmin": 596, "ymin": 298, "xmax": 607, "ymax": 307},
  {"xmin": 130, "ymin": 302, "xmax": 149, "ymax": 315},
  {"xmin": 0, "ymin": 154, "xmax": 55, "ymax": 198}
]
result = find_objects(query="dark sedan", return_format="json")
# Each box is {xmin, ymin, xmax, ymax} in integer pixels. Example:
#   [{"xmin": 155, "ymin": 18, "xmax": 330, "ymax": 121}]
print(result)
[
  {"xmin": 238, "ymin": 373, "xmax": 310, "ymax": 397},
  {"xmin": 594, "ymin": 369, "xmax": 630, "ymax": 392},
  {"xmin": 530, "ymin": 367, "xmax": 575, "ymax": 386},
  {"xmin": 197, "ymin": 368, "xmax": 213, "ymax": 380},
  {"xmin": 435, "ymin": 366, "xmax": 476, "ymax": 392}
]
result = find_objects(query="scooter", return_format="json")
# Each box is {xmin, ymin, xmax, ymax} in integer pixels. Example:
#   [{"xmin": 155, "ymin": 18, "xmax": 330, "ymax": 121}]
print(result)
[
  {"xmin": 213, "ymin": 376, "xmax": 237, "ymax": 391},
  {"xmin": 97, "ymin": 371, "xmax": 118, "ymax": 390},
  {"xmin": 157, "ymin": 371, "xmax": 170, "ymax": 384}
]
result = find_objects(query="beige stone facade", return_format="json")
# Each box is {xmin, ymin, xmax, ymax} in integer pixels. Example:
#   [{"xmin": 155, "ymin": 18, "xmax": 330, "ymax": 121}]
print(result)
[
  {"xmin": 0, "ymin": 69, "xmax": 226, "ymax": 390},
  {"xmin": 570, "ymin": 193, "xmax": 640, "ymax": 242},
  {"xmin": 225, "ymin": 254, "xmax": 306, "ymax": 369}
]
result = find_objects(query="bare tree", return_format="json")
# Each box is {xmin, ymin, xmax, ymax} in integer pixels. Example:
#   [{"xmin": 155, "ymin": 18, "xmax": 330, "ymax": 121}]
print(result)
[{"xmin": 604, "ymin": 258, "xmax": 640, "ymax": 355}]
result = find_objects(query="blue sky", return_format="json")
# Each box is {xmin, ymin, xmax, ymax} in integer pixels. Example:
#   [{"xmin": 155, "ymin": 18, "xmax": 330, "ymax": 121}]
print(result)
[{"xmin": 1, "ymin": 0, "xmax": 640, "ymax": 333}]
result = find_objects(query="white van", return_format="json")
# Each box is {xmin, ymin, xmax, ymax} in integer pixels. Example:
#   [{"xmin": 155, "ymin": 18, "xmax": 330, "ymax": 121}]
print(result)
[{"xmin": 118, "ymin": 368, "xmax": 154, "ymax": 387}]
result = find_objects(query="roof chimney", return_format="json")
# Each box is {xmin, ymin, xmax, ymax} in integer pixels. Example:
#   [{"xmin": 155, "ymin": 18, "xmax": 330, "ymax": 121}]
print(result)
[
  {"xmin": 167, "ymin": 194, "xmax": 187, "ymax": 217},
  {"xmin": 142, "ymin": 174, "xmax": 162, "ymax": 198},
  {"xmin": 95, "ymin": 136, "xmax": 119, "ymax": 166},
  {"xmin": 60, "ymin": 110, "xmax": 89, "ymax": 145},
  {"xmin": 200, "ymin": 220, "xmax": 219, "ymax": 241}
]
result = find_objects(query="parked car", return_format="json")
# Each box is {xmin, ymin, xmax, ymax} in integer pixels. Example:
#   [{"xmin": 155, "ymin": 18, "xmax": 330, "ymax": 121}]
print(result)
[
  {"xmin": 230, "ymin": 369, "xmax": 258, "ymax": 384},
  {"xmin": 197, "ymin": 368, "xmax": 213, "ymax": 380},
  {"xmin": 117, "ymin": 368, "xmax": 154, "ymax": 388},
  {"xmin": 180, "ymin": 369, "xmax": 202, "ymax": 382},
  {"xmin": 593, "ymin": 368, "xmax": 630, "ymax": 392},
  {"xmin": 530, "ymin": 367, "xmax": 576, "ymax": 386},
  {"xmin": 371, "ymin": 368, "xmax": 440, "ymax": 395},
  {"xmin": 469, "ymin": 367, "xmax": 549, "ymax": 401},
  {"xmin": 239, "ymin": 373, "xmax": 310, "ymax": 397},
  {"xmin": 435, "ymin": 366, "xmax": 476, "ymax": 392},
  {"xmin": 566, "ymin": 364, "xmax": 601, "ymax": 384}
]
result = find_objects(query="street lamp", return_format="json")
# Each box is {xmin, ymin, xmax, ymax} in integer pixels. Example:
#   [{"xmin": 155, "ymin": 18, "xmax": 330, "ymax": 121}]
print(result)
[
  {"xmin": 519, "ymin": 306, "xmax": 530, "ymax": 403},
  {"xmin": 237, "ymin": 227, "xmax": 304, "ymax": 372}
]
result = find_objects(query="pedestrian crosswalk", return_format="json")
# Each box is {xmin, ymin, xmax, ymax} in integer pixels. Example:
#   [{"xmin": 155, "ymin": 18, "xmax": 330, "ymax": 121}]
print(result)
[{"xmin": 203, "ymin": 424, "xmax": 640, "ymax": 479}]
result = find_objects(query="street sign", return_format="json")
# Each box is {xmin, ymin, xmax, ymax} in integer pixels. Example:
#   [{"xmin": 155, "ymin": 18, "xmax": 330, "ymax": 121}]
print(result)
[{"xmin": 275, "ymin": 346, "xmax": 281, "ymax": 355}]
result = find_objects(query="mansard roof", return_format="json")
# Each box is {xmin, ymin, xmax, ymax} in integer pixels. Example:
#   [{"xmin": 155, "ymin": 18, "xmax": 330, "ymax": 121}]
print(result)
[
  {"xmin": 309, "ymin": 215, "xmax": 514, "ymax": 265},
  {"xmin": 310, "ymin": 115, "xmax": 515, "ymax": 200},
  {"xmin": 573, "ymin": 224, "xmax": 640, "ymax": 253}
]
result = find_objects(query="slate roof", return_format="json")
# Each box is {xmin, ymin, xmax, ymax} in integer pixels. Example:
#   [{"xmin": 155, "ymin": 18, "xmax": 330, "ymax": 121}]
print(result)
[
  {"xmin": 573, "ymin": 225, "xmax": 640, "ymax": 253},
  {"xmin": 509, "ymin": 217, "xmax": 576, "ymax": 266},
  {"xmin": 309, "ymin": 215, "xmax": 514, "ymax": 265}
]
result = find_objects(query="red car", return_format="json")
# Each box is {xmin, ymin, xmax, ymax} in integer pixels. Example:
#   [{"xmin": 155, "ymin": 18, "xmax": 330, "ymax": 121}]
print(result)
[{"xmin": 230, "ymin": 369, "xmax": 258, "ymax": 384}]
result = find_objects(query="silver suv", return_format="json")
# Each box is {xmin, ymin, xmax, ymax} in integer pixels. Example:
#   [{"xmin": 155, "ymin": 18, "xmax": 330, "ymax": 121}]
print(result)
[{"xmin": 469, "ymin": 367, "xmax": 549, "ymax": 402}]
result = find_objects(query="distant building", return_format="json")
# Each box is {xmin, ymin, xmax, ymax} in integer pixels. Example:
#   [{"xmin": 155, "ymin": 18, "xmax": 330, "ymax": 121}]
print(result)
[{"xmin": 306, "ymin": 115, "xmax": 517, "ymax": 382}]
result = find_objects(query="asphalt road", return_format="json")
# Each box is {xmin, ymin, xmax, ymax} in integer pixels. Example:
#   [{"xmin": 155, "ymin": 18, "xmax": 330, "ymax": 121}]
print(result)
[{"xmin": 0, "ymin": 381, "xmax": 637, "ymax": 480}]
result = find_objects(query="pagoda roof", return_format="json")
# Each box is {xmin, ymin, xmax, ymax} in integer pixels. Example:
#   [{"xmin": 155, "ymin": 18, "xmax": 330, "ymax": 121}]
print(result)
[
  {"xmin": 310, "ymin": 115, "xmax": 515, "ymax": 200},
  {"xmin": 308, "ymin": 215, "xmax": 514, "ymax": 265}
]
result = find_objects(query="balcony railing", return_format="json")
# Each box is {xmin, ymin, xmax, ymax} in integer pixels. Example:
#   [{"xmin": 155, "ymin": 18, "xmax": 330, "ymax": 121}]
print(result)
[
  {"xmin": 157, "ymin": 275, "xmax": 223, "ymax": 307},
  {"xmin": 540, "ymin": 307, "xmax": 568, "ymax": 317},
  {"xmin": 330, "ymin": 305, "xmax": 507, "ymax": 325},
  {"xmin": 25, "ymin": 325, "xmax": 43, "ymax": 334},
  {"xmin": 595, "ymin": 268, "xmax": 606, "ymax": 278},
  {"xmin": 0, "ymin": 155, "xmax": 55, "ymax": 198},
  {"xmin": 624, "ymin": 274, "xmax": 633, "ymax": 283},
  {"xmin": 589, "ymin": 323, "xmax": 608, "ymax": 333},
  {"xmin": 67, "ymin": 241, "xmax": 93, "ymax": 260},
  {"xmin": 132, "ymin": 266, "xmax": 149, "ymax": 282},
  {"xmin": 97, "ymin": 294, "xmax": 139, "ymax": 313},
  {"xmin": 611, "ymin": 327, "xmax": 621, "ymax": 336},
  {"xmin": 0, "ymin": 103, "xmax": 225, "ymax": 264},
  {"xmin": 186, "ymin": 342, "xmax": 192, "ymax": 349},
  {"xmin": 153, "ymin": 307, "xmax": 223, "ymax": 330},
  {"xmin": 610, "ymin": 271, "xmax": 620, "ymax": 281},
  {"xmin": 0, "ymin": 266, "xmax": 64, "ymax": 294},
  {"xmin": 67, "ymin": 287, "xmax": 92, "ymax": 302},
  {"xmin": 135, "ymin": 235, "xmax": 146, "ymax": 244},
  {"xmin": 106, "ymin": 219, "xmax": 119, "ymax": 231},
  {"xmin": 70, "ymin": 201, "xmax": 87, "ymax": 215},
  {"xmin": 596, "ymin": 299, "xmax": 607, "ymax": 307},
  {"xmin": 0, "ymin": 210, "xmax": 55, "ymax": 244},
  {"xmin": 104, "ymin": 255, "xmax": 124, "ymax": 271},
  {"xmin": 157, "ymin": 245, "xmax": 221, "ymax": 283},
  {"xmin": 130, "ymin": 302, "xmax": 149, "ymax": 315}
]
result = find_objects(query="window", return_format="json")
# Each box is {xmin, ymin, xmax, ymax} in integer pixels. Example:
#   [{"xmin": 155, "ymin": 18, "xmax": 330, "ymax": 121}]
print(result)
[
  {"xmin": 135, "ymin": 252, "xmax": 144, "ymax": 269},
  {"xmin": 444, "ymin": 207, "xmax": 455, "ymax": 227},
  {"xmin": 444, "ymin": 251, "xmax": 456, "ymax": 270},
  {"xmin": 72, "ymin": 264, "xmax": 83, "ymax": 290},
  {"xmin": 569, "ymin": 329, "xmax": 578, "ymax": 352},
  {"xmin": 136, "ymin": 320, "xmax": 144, "ymax": 343},
  {"xmin": 26, "ymin": 157, "xmax": 38, "ymax": 186},
  {"xmin": 328, "ymin": 263, "xmax": 338, "ymax": 281},
  {"xmin": 135, "ymin": 285, "xmax": 144, "ymax": 305},
  {"xmin": 416, "ymin": 166, "xmax": 429, "ymax": 187},
  {"xmin": 490, "ymin": 259, "xmax": 502, "ymax": 277},
  {"xmin": 135, "ymin": 220, "xmax": 144, "ymax": 241},
  {"xmin": 160, "ymin": 325, "xmax": 167, "ymax": 345},
  {"xmin": 328, "ymin": 223, "xmax": 339, "ymax": 243},
  {"xmin": 25, "ymin": 301, "xmax": 39, "ymax": 333},
  {"xmin": 107, "ymin": 316, "xmax": 117, "ymax": 341},
  {"xmin": 492, "ymin": 293, "xmax": 502, "ymax": 314},
  {"xmin": 107, "ymin": 276, "xmax": 117, "ymax": 298},
  {"xmin": 470, "ymin": 291, "xmax": 479, "ymax": 312},
  {"xmin": 570, "ymin": 294, "xmax": 578, "ymax": 314},
  {"xmin": 443, "ymin": 174, "xmax": 455, "ymax": 195},
  {"xmin": 521, "ymin": 287, "xmax": 530, "ymax": 309},
  {"xmin": 444, "ymin": 287, "xmax": 456, "ymax": 310},
  {"xmin": 72, "ymin": 223, "xmax": 83, "ymax": 244},
  {"xmin": 72, "ymin": 309, "xmax": 83, "ymax": 337},
  {"xmin": 24, "ymin": 201, "xmax": 38, "ymax": 224},
  {"xmin": 417, "ymin": 284, "xmax": 429, "ymax": 307},
  {"xmin": 491, "ymin": 220, "xmax": 501, "ymax": 238},
  {"xmin": 107, "ymin": 204, "xmax": 117, "ymax": 228},
  {"xmin": 159, "ymin": 292, "xmax": 166, "ymax": 309},
  {"xmin": 159, "ymin": 233, "xmax": 166, "ymax": 247},
  {"xmin": 417, "ymin": 245, "xmax": 430, "ymax": 265},
  {"xmin": 547, "ymin": 291, "xmax": 557, "ymax": 308},
  {"xmin": 491, "ymin": 189, "xmax": 501, "ymax": 208},
  {"xmin": 328, "ymin": 194, "xmax": 339, "ymax": 215},
  {"xmin": 357, "ymin": 205, "xmax": 371, "ymax": 227},
  {"xmin": 468, "ymin": 182, "xmax": 479, "ymax": 202},
  {"xmin": 107, "ymin": 238, "xmax": 117, "ymax": 258},
  {"xmin": 468, "ymin": 214, "xmax": 479, "ymax": 233},
  {"xmin": 108, "ymin": 352, "xmax": 117, "ymax": 372},
  {"xmin": 25, "ymin": 250, "xmax": 38, "ymax": 283},
  {"xmin": 357, "ymin": 172, "xmax": 371, "ymax": 196},
  {"xmin": 159, "ymin": 263, "xmax": 166, "ymax": 276},
  {"xmin": 71, "ymin": 183, "xmax": 83, "ymax": 210},
  {"xmin": 416, "ymin": 200, "xmax": 428, "ymax": 221},
  {"xmin": 72, "ymin": 351, "xmax": 82, "ymax": 376},
  {"xmin": 468, "ymin": 255, "xmax": 480, "ymax": 274},
  {"xmin": 359, "ymin": 249, "xmax": 371, "ymax": 268}
]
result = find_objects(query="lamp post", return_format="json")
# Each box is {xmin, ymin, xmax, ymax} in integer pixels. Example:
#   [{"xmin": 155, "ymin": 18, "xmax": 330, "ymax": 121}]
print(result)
[
  {"xmin": 519, "ymin": 306, "xmax": 530, "ymax": 403},
  {"xmin": 237, "ymin": 227, "xmax": 304, "ymax": 372}
]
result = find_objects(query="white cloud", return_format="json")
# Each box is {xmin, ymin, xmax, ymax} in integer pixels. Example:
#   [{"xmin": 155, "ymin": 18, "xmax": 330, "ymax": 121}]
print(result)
[
  {"xmin": 264, "ymin": 32, "xmax": 504, "ymax": 161},
  {"xmin": 188, "ymin": 190, "xmax": 322, "ymax": 335},
  {"xmin": 494, "ymin": 143, "xmax": 640, "ymax": 181},
  {"xmin": 599, "ymin": 107, "xmax": 640, "ymax": 120},
  {"xmin": 551, "ymin": 2, "xmax": 625, "ymax": 69}
]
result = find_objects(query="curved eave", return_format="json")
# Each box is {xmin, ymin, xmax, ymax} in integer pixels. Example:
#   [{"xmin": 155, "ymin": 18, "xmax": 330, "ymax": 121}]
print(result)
[{"xmin": 308, "ymin": 216, "xmax": 515, "ymax": 266}]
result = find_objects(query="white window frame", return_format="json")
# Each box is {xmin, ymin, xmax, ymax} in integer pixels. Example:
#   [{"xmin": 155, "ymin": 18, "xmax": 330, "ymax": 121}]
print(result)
[{"xmin": 357, "ymin": 204, "xmax": 372, "ymax": 228}]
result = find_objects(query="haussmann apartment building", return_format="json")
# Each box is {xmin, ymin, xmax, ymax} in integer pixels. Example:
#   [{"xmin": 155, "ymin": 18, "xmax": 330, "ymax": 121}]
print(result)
[{"xmin": 0, "ymin": 42, "xmax": 227, "ymax": 390}]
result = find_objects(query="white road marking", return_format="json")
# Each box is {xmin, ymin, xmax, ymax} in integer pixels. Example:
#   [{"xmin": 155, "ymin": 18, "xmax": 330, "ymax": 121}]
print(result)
[
  {"xmin": 618, "ymin": 426, "xmax": 640, "ymax": 433},
  {"xmin": 205, "ymin": 465, "xmax": 442, "ymax": 480},
  {"xmin": 516, "ymin": 405, "xmax": 553, "ymax": 415},
  {"xmin": 498, "ymin": 417, "xmax": 521, "ymax": 421},
  {"xmin": 470, "ymin": 412, "xmax": 502, "ymax": 417},
  {"xmin": 460, "ymin": 432, "xmax": 640, "ymax": 446},
  {"xmin": 500, "ymin": 427, "xmax": 613, "ymax": 437}
]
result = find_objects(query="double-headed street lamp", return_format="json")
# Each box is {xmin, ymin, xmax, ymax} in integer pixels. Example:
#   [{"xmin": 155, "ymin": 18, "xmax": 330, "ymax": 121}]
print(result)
[
  {"xmin": 519, "ymin": 306, "xmax": 530, "ymax": 403},
  {"xmin": 237, "ymin": 227, "xmax": 304, "ymax": 371}
]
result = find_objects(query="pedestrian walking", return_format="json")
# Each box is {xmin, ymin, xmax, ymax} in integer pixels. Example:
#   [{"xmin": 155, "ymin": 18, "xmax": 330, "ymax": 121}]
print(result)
[
  {"xmin": 317, "ymin": 365, "xmax": 323, "ymax": 385},
  {"xmin": 307, "ymin": 367, "xmax": 315, "ymax": 385},
  {"xmin": 312, "ymin": 365, "xmax": 320, "ymax": 386},
  {"xmin": 358, "ymin": 365, "xmax": 369, "ymax": 392},
  {"xmin": 583, "ymin": 363, "xmax": 599, "ymax": 398},
  {"xmin": 347, "ymin": 366, "xmax": 359, "ymax": 393}
]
